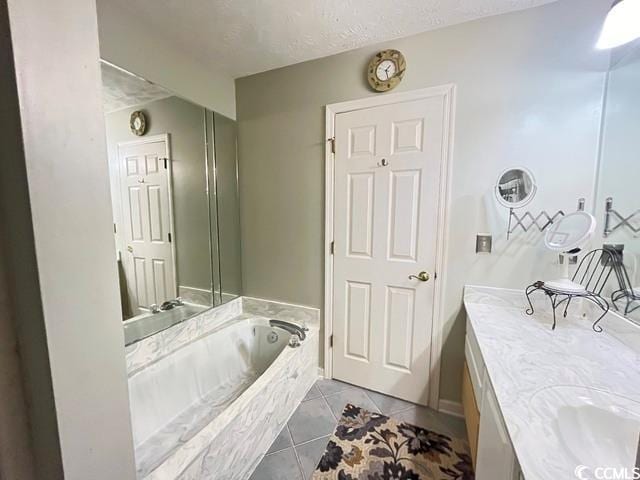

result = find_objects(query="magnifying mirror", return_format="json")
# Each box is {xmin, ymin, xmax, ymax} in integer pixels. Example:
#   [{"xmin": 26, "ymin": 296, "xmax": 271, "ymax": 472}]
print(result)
[
  {"xmin": 543, "ymin": 211, "xmax": 597, "ymax": 293},
  {"xmin": 495, "ymin": 167, "xmax": 537, "ymax": 208}
]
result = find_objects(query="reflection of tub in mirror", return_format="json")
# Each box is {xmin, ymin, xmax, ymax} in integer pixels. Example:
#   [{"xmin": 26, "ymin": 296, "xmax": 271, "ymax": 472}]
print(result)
[{"xmin": 123, "ymin": 304, "xmax": 208, "ymax": 345}]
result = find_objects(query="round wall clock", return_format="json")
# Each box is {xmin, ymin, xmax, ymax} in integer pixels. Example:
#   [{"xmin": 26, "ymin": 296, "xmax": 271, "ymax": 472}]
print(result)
[
  {"xmin": 367, "ymin": 49, "xmax": 406, "ymax": 92},
  {"xmin": 130, "ymin": 111, "xmax": 147, "ymax": 136}
]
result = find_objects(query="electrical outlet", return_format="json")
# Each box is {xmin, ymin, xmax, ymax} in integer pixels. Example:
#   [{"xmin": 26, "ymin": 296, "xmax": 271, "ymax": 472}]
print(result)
[{"xmin": 476, "ymin": 234, "xmax": 492, "ymax": 254}]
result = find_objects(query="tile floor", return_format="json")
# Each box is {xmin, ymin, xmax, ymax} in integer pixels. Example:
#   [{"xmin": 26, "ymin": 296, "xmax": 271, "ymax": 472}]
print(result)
[{"xmin": 249, "ymin": 379, "xmax": 467, "ymax": 480}]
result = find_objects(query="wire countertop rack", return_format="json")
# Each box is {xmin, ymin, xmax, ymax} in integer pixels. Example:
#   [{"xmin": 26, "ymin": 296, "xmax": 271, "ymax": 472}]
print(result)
[{"xmin": 524, "ymin": 249, "xmax": 615, "ymax": 332}]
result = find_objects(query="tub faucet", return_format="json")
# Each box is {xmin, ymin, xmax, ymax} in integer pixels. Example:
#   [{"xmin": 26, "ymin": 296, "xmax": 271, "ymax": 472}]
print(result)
[
  {"xmin": 269, "ymin": 319, "xmax": 307, "ymax": 343},
  {"xmin": 160, "ymin": 297, "xmax": 184, "ymax": 311}
]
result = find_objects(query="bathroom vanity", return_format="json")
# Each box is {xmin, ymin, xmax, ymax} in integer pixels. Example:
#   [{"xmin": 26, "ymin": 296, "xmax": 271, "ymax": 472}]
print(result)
[
  {"xmin": 463, "ymin": 285, "xmax": 640, "ymax": 480},
  {"xmin": 463, "ymin": 294, "xmax": 523, "ymax": 480}
]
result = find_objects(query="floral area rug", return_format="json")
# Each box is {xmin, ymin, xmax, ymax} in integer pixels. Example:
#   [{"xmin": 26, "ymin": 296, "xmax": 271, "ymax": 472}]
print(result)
[{"xmin": 312, "ymin": 404, "xmax": 473, "ymax": 480}]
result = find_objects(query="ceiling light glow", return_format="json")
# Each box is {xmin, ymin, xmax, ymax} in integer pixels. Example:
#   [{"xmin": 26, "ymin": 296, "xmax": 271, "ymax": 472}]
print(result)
[{"xmin": 597, "ymin": 0, "xmax": 640, "ymax": 49}]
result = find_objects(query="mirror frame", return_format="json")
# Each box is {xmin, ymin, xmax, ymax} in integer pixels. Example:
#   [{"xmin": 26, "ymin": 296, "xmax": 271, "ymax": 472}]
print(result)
[{"xmin": 495, "ymin": 166, "xmax": 537, "ymax": 209}]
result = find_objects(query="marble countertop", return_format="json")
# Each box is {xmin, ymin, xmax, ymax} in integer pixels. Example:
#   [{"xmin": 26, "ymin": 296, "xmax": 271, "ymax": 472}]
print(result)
[{"xmin": 464, "ymin": 285, "xmax": 640, "ymax": 480}]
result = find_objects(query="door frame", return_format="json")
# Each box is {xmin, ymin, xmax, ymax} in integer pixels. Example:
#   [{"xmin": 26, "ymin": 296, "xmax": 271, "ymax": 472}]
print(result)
[
  {"xmin": 115, "ymin": 133, "xmax": 178, "ymax": 303},
  {"xmin": 324, "ymin": 85, "xmax": 456, "ymax": 410}
]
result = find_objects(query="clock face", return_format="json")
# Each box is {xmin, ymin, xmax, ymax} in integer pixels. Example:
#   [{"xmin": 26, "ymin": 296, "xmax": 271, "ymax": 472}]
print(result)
[
  {"xmin": 375, "ymin": 60, "xmax": 397, "ymax": 81},
  {"xmin": 367, "ymin": 50, "xmax": 406, "ymax": 92},
  {"xmin": 130, "ymin": 111, "xmax": 147, "ymax": 136}
]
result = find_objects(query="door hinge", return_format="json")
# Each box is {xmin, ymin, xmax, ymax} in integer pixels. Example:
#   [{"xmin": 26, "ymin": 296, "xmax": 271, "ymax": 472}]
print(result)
[
  {"xmin": 328, "ymin": 137, "xmax": 335, "ymax": 154},
  {"xmin": 163, "ymin": 157, "xmax": 168, "ymax": 169},
  {"xmin": 329, "ymin": 334, "xmax": 334, "ymax": 348},
  {"xmin": 434, "ymin": 272, "xmax": 438, "ymax": 280},
  {"xmin": 330, "ymin": 241, "xmax": 334, "ymax": 255},
  {"xmin": 113, "ymin": 223, "xmax": 117, "ymax": 234},
  {"xmin": 168, "ymin": 232, "xmax": 172, "ymax": 243}
]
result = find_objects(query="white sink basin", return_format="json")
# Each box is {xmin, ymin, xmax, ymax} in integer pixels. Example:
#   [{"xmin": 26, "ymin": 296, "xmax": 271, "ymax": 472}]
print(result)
[{"xmin": 529, "ymin": 386, "xmax": 640, "ymax": 475}]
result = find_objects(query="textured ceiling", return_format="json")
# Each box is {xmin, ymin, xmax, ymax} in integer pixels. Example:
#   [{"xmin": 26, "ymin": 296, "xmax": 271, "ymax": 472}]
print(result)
[
  {"xmin": 106, "ymin": 0, "xmax": 559, "ymax": 78},
  {"xmin": 100, "ymin": 62, "xmax": 172, "ymax": 114}
]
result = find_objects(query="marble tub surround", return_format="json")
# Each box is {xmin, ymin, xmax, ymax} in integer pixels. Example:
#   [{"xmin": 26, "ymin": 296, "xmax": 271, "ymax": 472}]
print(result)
[
  {"xmin": 242, "ymin": 296, "xmax": 320, "ymax": 328},
  {"xmin": 146, "ymin": 324, "xmax": 319, "ymax": 480},
  {"xmin": 464, "ymin": 285, "xmax": 640, "ymax": 480},
  {"xmin": 125, "ymin": 296, "xmax": 319, "ymax": 375},
  {"xmin": 125, "ymin": 297, "xmax": 242, "ymax": 374},
  {"xmin": 134, "ymin": 370, "xmax": 257, "ymax": 477},
  {"xmin": 131, "ymin": 317, "xmax": 291, "ymax": 477},
  {"xmin": 126, "ymin": 296, "xmax": 320, "ymax": 479}
]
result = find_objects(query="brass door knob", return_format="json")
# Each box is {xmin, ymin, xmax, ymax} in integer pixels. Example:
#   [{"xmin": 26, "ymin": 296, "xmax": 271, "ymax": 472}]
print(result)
[{"xmin": 408, "ymin": 271, "xmax": 430, "ymax": 282}]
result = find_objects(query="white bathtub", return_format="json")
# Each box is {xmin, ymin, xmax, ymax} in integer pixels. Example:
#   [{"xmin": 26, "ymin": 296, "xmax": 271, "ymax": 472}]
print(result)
[{"xmin": 128, "ymin": 310, "xmax": 318, "ymax": 479}]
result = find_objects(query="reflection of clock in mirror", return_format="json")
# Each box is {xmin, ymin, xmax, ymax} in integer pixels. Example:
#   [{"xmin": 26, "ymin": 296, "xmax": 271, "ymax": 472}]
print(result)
[
  {"xmin": 130, "ymin": 111, "xmax": 147, "ymax": 136},
  {"xmin": 367, "ymin": 50, "xmax": 406, "ymax": 92}
]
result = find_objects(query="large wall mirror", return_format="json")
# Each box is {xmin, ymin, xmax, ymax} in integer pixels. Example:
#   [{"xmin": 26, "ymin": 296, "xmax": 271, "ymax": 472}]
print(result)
[
  {"xmin": 100, "ymin": 62, "xmax": 242, "ymax": 344},
  {"xmin": 596, "ymin": 41, "xmax": 640, "ymax": 323}
]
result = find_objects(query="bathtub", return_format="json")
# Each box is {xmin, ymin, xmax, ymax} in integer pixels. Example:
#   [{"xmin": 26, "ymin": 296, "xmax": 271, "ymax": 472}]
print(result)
[{"xmin": 127, "ymin": 303, "xmax": 319, "ymax": 480}]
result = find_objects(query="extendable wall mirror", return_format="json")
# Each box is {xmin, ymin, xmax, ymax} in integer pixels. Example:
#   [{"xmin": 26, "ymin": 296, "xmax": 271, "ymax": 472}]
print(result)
[{"xmin": 495, "ymin": 167, "xmax": 537, "ymax": 209}]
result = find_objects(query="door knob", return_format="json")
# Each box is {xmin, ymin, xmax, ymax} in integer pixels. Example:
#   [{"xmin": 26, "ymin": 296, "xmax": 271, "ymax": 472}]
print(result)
[{"xmin": 408, "ymin": 271, "xmax": 430, "ymax": 282}]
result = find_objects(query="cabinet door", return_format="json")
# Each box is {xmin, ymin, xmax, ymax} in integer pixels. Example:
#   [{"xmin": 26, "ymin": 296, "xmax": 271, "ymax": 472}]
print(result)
[
  {"xmin": 475, "ymin": 374, "xmax": 519, "ymax": 480},
  {"xmin": 461, "ymin": 361, "xmax": 479, "ymax": 466}
]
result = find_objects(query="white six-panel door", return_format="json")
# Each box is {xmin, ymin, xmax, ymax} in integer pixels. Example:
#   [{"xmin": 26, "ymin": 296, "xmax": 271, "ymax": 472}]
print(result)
[
  {"xmin": 118, "ymin": 136, "xmax": 176, "ymax": 315},
  {"xmin": 332, "ymin": 96, "xmax": 446, "ymax": 405}
]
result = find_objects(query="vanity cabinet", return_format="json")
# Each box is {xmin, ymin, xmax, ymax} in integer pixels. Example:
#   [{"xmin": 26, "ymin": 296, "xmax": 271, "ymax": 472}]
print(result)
[
  {"xmin": 461, "ymin": 361, "xmax": 479, "ymax": 463},
  {"xmin": 475, "ymin": 369, "xmax": 522, "ymax": 480},
  {"xmin": 464, "ymin": 321, "xmax": 523, "ymax": 480}
]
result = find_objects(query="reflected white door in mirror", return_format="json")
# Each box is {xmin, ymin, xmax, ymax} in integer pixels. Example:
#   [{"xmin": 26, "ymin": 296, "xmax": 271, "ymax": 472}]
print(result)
[{"xmin": 118, "ymin": 134, "xmax": 176, "ymax": 316}]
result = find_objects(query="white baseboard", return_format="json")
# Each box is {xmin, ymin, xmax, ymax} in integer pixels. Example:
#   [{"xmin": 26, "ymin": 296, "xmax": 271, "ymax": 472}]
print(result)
[
  {"xmin": 438, "ymin": 399, "xmax": 464, "ymax": 418},
  {"xmin": 317, "ymin": 367, "xmax": 325, "ymax": 378}
]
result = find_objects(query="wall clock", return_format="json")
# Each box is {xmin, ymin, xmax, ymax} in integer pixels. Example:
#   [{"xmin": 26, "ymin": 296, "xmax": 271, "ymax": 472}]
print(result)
[
  {"xmin": 367, "ymin": 49, "xmax": 406, "ymax": 92},
  {"xmin": 130, "ymin": 111, "xmax": 147, "ymax": 136}
]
